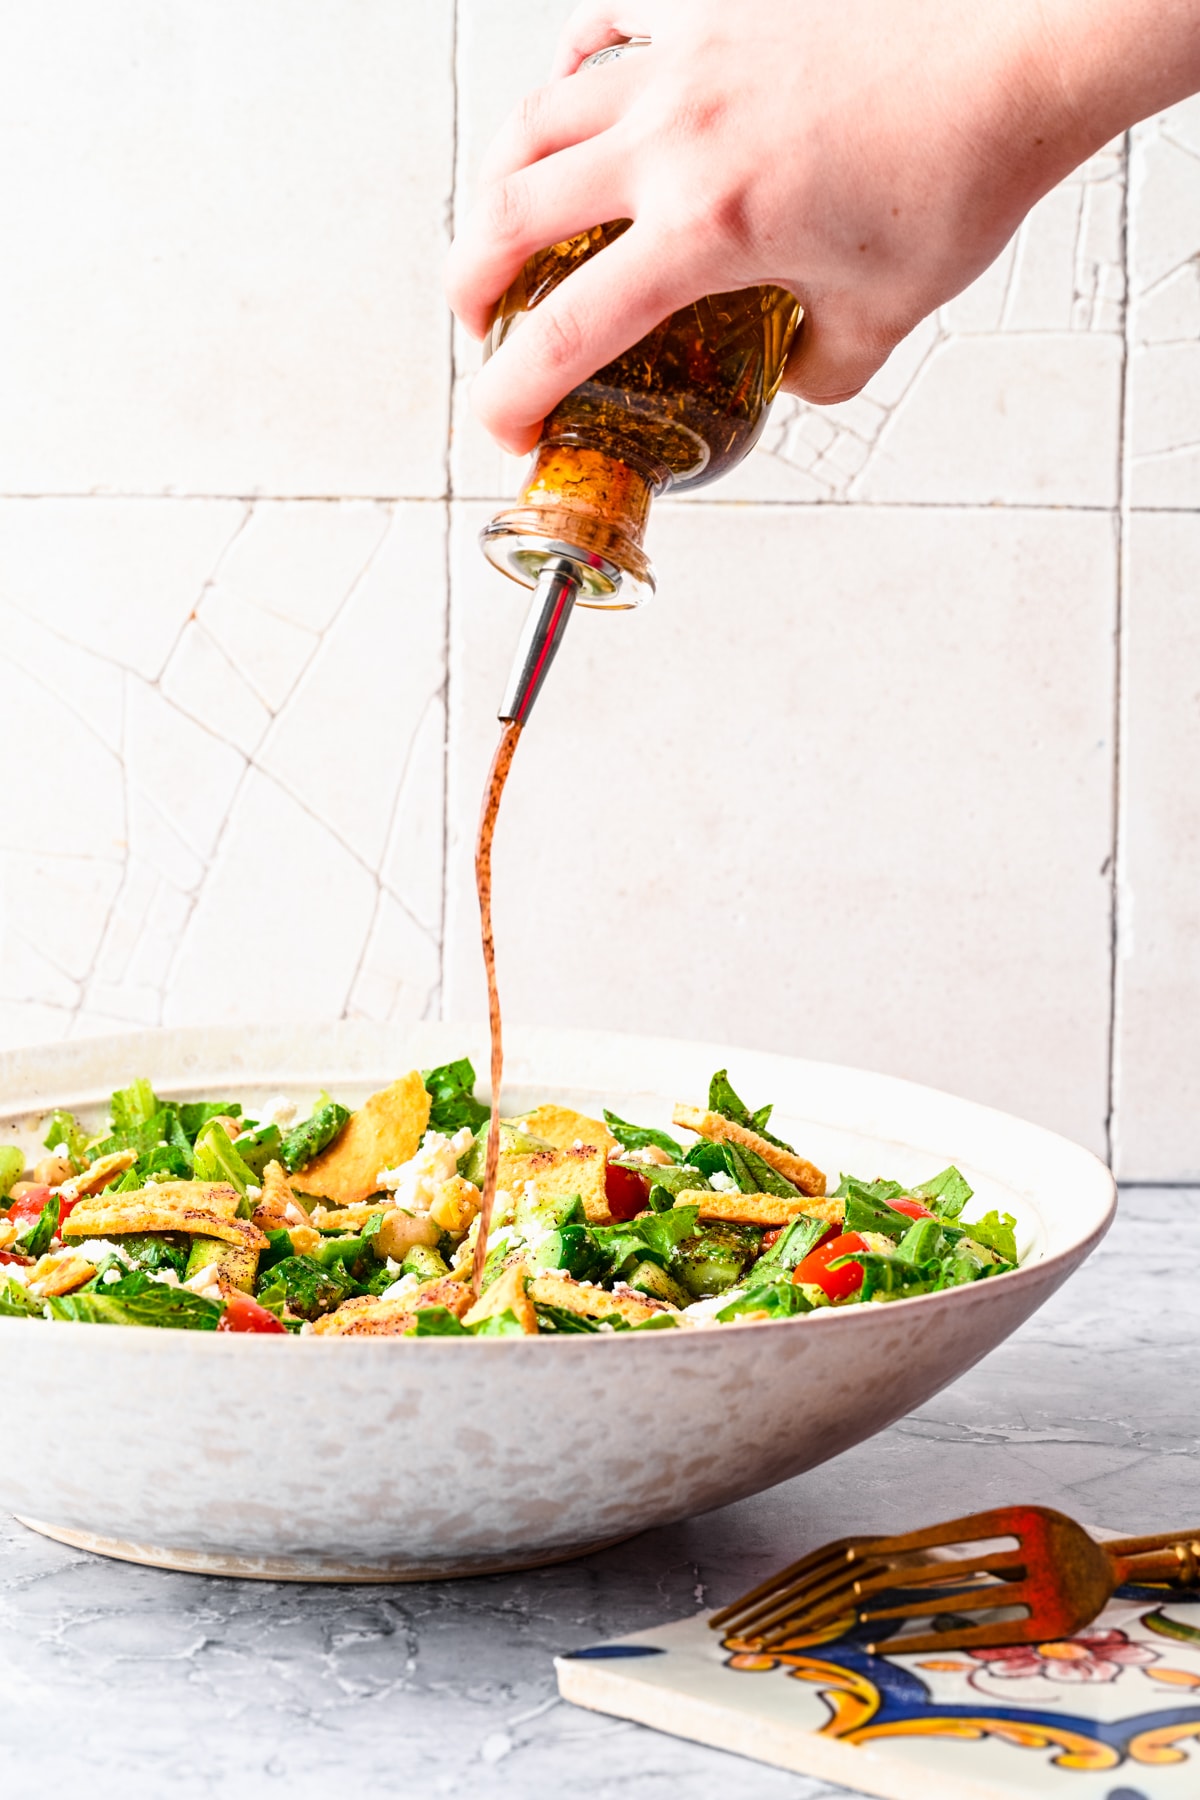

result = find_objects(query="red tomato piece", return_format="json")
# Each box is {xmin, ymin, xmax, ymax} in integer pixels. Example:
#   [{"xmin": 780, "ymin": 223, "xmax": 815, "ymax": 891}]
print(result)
[
  {"xmin": 887, "ymin": 1196, "xmax": 936, "ymax": 1221},
  {"xmin": 217, "ymin": 1291, "xmax": 287, "ymax": 1334},
  {"xmin": 0, "ymin": 1250, "xmax": 32, "ymax": 1266},
  {"xmin": 793, "ymin": 1231, "xmax": 870, "ymax": 1303},
  {"xmin": 604, "ymin": 1159, "xmax": 651, "ymax": 1222},
  {"xmin": 6, "ymin": 1184, "xmax": 51, "ymax": 1225},
  {"xmin": 760, "ymin": 1227, "xmax": 782, "ymax": 1250}
]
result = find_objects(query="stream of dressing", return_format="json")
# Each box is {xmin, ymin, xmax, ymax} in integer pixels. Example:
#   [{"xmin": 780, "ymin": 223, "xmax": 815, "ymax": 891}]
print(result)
[{"xmin": 470, "ymin": 719, "xmax": 523, "ymax": 1295}]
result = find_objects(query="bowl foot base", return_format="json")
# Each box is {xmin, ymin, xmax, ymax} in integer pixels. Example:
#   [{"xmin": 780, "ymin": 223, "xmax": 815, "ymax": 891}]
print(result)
[{"xmin": 14, "ymin": 1516, "xmax": 636, "ymax": 1582}]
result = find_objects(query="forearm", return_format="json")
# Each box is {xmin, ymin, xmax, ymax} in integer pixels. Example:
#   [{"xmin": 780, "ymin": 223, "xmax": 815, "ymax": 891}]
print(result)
[{"xmin": 1036, "ymin": 0, "xmax": 1200, "ymax": 159}]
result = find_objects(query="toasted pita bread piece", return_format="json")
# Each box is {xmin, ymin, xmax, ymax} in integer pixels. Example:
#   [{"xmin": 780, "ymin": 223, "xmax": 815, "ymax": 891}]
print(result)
[
  {"xmin": 64, "ymin": 1149, "xmax": 138, "ymax": 1199},
  {"xmin": 63, "ymin": 1180, "xmax": 266, "ymax": 1253},
  {"xmin": 463, "ymin": 1260, "xmax": 538, "ymax": 1335},
  {"xmin": 673, "ymin": 1189, "xmax": 842, "ymax": 1229},
  {"xmin": 313, "ymin": 1274, "xmax": 470, "ymax": 1337},
  {"xmin": 672, "ymin": 1105, "xmax": 826, "ymax": 1197},
  {"xmin": 290, "ymin": 1072, "xmax": 431, "ymax": 1208},
  {"xmin": 496, "ymin": 1143, "xmax": 611, "ymax": 1224},
  {"xmin": 27, "ymin": 1252, "xmax": 97, "ymax": 1296},
  {"xmin": 528, "ymin": 1271, "xmax": 670, "ymax": 1327},
  {"xmin": 514, "ymin": 1104, "xmax": 617, "ymax": 1157}
]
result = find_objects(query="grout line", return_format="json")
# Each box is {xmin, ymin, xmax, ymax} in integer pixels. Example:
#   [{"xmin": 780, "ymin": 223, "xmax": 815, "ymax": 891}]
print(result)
[
  {"xmin": 437, "ymin": 0, "xmax": 462, "ymax": 1023},
  {"xmin": 0, "ymin": 492, "xmax": 1151, "ymax": 512},
  {"xmin": 1116, "ymin": 1180, "xmax": 1200, "ymax": 1191},
  {"xmin": 1104, "ymin": 132, "xmax": 1133, "ymax": 1172}
]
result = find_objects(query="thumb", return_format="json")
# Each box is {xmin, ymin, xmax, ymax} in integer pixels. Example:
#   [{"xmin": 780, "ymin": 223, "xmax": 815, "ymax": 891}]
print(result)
[{"xmin": 778, "ymin": 307, "xmax": 899, "ymax": 406}]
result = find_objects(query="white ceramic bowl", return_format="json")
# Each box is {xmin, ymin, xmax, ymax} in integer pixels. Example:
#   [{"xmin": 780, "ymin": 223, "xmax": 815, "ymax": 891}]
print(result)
[{"xmin": 0, "ymin": 1023, "xmax": 1114, "ymax": 1581}]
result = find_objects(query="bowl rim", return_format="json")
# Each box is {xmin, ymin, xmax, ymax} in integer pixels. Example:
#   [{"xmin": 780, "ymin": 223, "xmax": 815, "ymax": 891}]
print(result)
[{"xmin": 0, "ymin": 1019, "xmax": 1116, "ymax": 1349}]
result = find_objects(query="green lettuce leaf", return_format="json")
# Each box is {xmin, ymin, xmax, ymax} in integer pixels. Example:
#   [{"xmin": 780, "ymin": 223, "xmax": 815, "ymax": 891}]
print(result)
[
  {"xmin": 960, "ymin": 1209, "xmax": 1018, "ymax": 1263},
  {"xmin": 707, "ymin": 1070, "xmax": 795, "ymax": 1153},
  {"xmin": 422, "ymin": 1059, "xmax": 490, "ymax": 1134},
  {"xmin": 16, "ymin": 1194, "xmax": 60, "ymax": 1258},
  {"xmin": 0, "ymin": 1277, "xmax": 43, "ymax": 1318},
  {"xmin": 412, "ymin": 1305, "xmax": 471, "ymax": 1336},
  {"xmin": 177, "ymin": 1101, "xmax": 242, "ymax": 1143},
  {"xmin": 916, "ymin": 1166, "xmax": 974, "ymax": 1220},
  {"xmin": 109, "ymin": 1078, "xmax": 159, "ymax": 1134},
  {"xmin": 41, "ymin": 1110, "xmax": 90, "ymax": 1169},
  {"xmin": 715, "ymin": 1279, "xmax": 813, "ymax": 1321},
  {"xmin": 47, "ymin": 1277, "xmax": 222, "ymax": 1330},
  {"xmin": 754, "ymin": 1213, "xmax": 830, "ymax": 1273},
  {"xmin": 192, "ymin": 1120, "xmax": 258, "ymax": 1195},
  {"xmin": 602, "ymin": 1110, "xmax": 683, "ymax": 1159}
]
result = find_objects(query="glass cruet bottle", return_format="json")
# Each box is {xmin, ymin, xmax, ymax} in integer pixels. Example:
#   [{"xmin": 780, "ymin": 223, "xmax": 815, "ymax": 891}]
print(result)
[{"xmin": 479, "ymin": 39, "xmax": 802, "ymax": 613}]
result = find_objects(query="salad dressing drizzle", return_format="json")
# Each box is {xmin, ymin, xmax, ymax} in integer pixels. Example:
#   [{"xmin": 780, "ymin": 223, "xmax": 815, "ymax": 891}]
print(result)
[{"xmin": 471, "ymin": 718, "xmax": 523, "ymax": 1295}]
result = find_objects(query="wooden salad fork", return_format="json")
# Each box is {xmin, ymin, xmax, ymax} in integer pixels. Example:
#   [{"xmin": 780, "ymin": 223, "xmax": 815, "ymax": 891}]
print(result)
[{"xmin": 710, "ymin": 1505, "xmax": 1200, "ymax": 1656}]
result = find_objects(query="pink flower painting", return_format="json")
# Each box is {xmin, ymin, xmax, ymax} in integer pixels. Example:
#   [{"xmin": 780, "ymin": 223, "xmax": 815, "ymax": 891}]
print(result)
[{"xmin": 968, "ymin": 1629, "xmax": 1159, "ymax": 1687}]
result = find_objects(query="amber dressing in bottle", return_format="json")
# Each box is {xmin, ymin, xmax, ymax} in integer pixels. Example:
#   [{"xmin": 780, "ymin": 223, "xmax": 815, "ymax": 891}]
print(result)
[{"xmin": 482, "ymin": 220, "xmax": 800, "ymax": 604}]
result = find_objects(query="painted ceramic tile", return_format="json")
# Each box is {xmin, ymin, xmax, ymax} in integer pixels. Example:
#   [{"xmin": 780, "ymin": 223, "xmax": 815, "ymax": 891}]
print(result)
[{"xmin": 558, "ymin": 1580, "xmax": 1200, "ymax": 1799}]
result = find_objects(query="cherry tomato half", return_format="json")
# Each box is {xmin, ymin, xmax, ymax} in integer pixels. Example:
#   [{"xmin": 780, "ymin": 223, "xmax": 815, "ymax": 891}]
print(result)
[
  {"xmin": 217, "ymin": 1291, "xmax": 287, "ymax": 1334},
  {"xmin": 0, "ymin": 1250, "xmax": 32, "ymax": 1266},
  {"xmin": 604, "ymin": 1160, "xmax": 651, "ymax": 1223},
  {"xmin": 886, "ymin": 1196, "xmax": 936, "ymax": 1222},
  {"xmin": 6, "ymin": 1184, "xmax": 51, "ymax": 1225},
  {"xmin": 793, "ymin": 1231, "xmax": 870, "ymax": 1303}
]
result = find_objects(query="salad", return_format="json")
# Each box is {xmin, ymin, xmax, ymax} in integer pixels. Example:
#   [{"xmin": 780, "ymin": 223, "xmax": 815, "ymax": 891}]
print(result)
[{"xmin": 0, "ymin": 1063, "xmax": 1021, "ymax": 1337}]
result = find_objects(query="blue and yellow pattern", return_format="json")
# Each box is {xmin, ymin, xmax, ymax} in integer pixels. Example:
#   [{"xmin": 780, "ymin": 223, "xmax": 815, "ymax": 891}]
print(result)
[{"xmin": 720, "ymin": 1582, "xmax": 1200, "ymax": 1778}]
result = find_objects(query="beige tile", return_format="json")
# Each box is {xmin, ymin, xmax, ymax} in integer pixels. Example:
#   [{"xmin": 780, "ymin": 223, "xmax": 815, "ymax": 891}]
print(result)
[
  {"xmin": 0, "ymin": 3, "xmax": 453, "ymax": 496},
  {"xmin": 1112, "ymin": 513, "xmax": 1200, "ymax": 1178},
  {"xmin": 1128, "ymin": 107, "xmax": 1200, "ymax": 509},
  {"xmin": 0, "ymin": 498, "xmax": 450, "ymax": 1038},
  {"xmin": 444, "ymin": 503, "xmax": 1116, "ymax": 1152}
]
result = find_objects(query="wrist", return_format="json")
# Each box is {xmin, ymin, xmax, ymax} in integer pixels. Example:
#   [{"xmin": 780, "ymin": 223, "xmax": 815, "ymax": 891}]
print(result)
[{"xmin": 1027, "ymin": 0, "xmax": 1200, "ymax": 156}]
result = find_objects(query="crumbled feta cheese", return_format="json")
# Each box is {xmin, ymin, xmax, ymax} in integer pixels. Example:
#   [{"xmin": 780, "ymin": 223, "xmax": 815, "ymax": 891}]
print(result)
[
  {"xmin": 183, "ymin": 1265, "xmax": 221, "ymax": 1296},
  {"xmin": 102, "ymin": 1268, "xmax": 122, "ymax": 1285},
  {"xmin": 245, "ymin": 1184, "xmax": 262, "ymax": 1202},
  {"xmin": 258, "ymin": 1095, "xmax": 298, "ymax": 1129},
  {"xmin": 52, "ymin": 1142, "xmax": 70, "ymax": 1160},
  {"xmin": 154, "ymin": 1269, "xmax": 180, "ymax": 1288},
  {"xmin": 376, "ymin": 1126, "xmax": 476, "ymax": 1213},
  {"xmin": 572, "ymin": 1138, "xmax": 584, "ymax": 1151},
  {"xmin": 708, "ymin": 1171, "xmax": 737, "ymax": 1193},
  {"xmin": 683, "ymin": 1290, "xmax": 742, "ymax": 1324},
  {"xmin": 71, "ymin": 1239, "xmax": 127, "ymax": 1265},
  {"xmin": 379, "ymin": 1272, "xmax": 419, "ymax": 1304}
]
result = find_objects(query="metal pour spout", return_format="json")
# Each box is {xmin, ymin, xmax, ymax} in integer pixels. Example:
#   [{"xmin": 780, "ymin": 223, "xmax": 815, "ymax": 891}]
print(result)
[{"xmin": 497, "ymin": 558, "xmax": 581, "ymax": 724}]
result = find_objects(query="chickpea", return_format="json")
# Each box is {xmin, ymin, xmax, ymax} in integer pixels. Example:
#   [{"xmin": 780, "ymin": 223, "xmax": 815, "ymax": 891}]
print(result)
[
  {"xmin": 375, "ymin": 1208, "xmax": 442, "ymax": 1262},
  {"xmin": 208, "ymin": 1115, "xmax": 241, "ymax": 1139},
  {"xmin": 33, "ymin": 1154, "xmax": 73, "ymax": 1188},
  {"xmin": 8, "ymin": 1178, "xmax": 38, "ymax": 1201}
]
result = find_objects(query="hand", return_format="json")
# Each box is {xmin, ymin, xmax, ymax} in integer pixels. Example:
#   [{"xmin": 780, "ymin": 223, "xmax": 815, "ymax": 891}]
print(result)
[{"xmin": 446, "ymin": 0, "xmax": 1200, "ymax": 455}]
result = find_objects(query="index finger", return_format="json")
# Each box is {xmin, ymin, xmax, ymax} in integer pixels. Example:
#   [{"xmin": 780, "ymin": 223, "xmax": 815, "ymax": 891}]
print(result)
[
  {"xmin": 550, "ymin": 2, "xmax": 659, "ymax": 78},
  {"xmin": 469, "ymin": 221, "xmax": 710, "ymax": 453}
]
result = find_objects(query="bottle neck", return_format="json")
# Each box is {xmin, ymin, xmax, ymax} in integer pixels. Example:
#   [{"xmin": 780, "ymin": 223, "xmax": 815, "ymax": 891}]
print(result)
[{"xmin": 480, "ymin": 443, "xmax": 660, "ymax": 607}]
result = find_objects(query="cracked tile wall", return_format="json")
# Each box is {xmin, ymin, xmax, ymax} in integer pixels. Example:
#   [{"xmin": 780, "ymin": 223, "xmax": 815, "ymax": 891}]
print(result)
[{"xmin": 1, "ymin": 1, "xmax": 1198, "ymax": 1175}]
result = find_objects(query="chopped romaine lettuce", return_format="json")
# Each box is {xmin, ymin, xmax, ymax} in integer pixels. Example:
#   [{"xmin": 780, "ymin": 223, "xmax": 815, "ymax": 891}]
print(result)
[
  {"xmin": 916, "ymin": 1166, "xmax": 974, "ymax": 1220},
  {"xmin": 192, "ymin": 1121, "xmax": 258, "ymax": 1196},
  {"xmin": 16, "ymin": 1194, "xmax": 60, "ymax": 1257},
  {"xmin": 602, "ymin": 1110, "xmax": 684, "ymax": 1159},
  {"xmin": 960, "ymin": 1209, "xmax": 1018, "ymax": 1263},
  {"xmin": 41, "ymin": 1110, "xmax": 90, "ymax": 1169},
  {"xmin": 422, "ymin": 1059, "xmax": 490, "ymax": 1134},
  {"xmin": 707, "ymin": 1069, "xmax": 795, "ymax": 1153}
]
